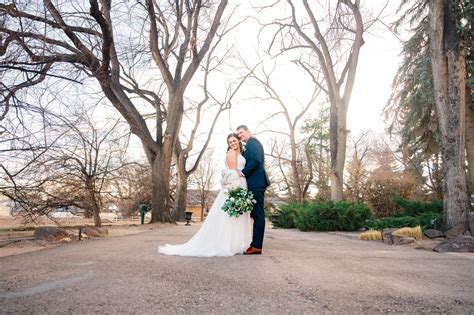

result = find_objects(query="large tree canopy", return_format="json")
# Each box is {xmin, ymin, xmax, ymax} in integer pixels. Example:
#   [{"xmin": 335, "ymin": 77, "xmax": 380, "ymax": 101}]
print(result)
[
  {"xmin": 385, "ymin": 0, "xmax": 473, "ymax": 200},
  {"xmin": 1, "ymin": 0, "xmax": 230, "ymax": 222}
]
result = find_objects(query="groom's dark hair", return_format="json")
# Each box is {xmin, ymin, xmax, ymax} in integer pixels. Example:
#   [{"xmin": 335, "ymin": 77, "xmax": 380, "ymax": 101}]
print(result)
[{"xmin": 236, "ymin": 125, "xmax": 249, "ymax": 131}]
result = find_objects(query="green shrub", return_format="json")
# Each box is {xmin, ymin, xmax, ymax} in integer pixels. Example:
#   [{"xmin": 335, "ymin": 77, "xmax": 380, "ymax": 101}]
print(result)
[
  {"xmin": 367, "ymin": 211, "xmax": 442, "ymax": 231},
  {"xmin": 366, "ymin": 197, "xmax": 444, "ymax": 231},
  {"xmin": 275, "ymin": 200, "xmax": 372, "ymax": 231},
  {"xmin": 293, "ymin": 201, "xmax": 330, "ymax": 231},
  {"xmin": 393, "ymin": 196, "xmax": 443, "ymax": 217},
  {"xmin": 338, "ymin": 202, "xmax": 374, "ymax": 231},
  {"xmin": 273, "ymin": 201, "xmax": 305, "ymax": 228},
  {"xmin": 293, "ymin": 201, "xmax": 372, "ymax": 232},
  {"xmin": 293, "ymin": 204, "xmax": 316, "ymax": 231}
]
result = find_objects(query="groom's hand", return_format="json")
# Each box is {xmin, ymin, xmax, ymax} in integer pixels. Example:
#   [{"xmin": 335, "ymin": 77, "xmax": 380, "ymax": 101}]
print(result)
[{"xmin": 238, "ymin": 170, "xmax": 245, "ymax": 177}]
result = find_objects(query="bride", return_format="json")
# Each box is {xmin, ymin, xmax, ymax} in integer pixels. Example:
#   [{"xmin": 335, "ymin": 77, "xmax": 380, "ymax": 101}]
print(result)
[{"xmin": 158, "ymin": 133, "xmax": 251, "ymax": 257}]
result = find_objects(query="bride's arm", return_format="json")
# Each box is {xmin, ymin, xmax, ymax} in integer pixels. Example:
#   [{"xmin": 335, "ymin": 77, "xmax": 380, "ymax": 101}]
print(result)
[{"xmin": 225, "ymin": 149, "xmax": 238, "ymax": 169}]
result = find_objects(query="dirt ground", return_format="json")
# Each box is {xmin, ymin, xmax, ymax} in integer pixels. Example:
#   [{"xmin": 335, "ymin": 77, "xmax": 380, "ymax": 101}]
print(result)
[
  {"xmin": 1, "ymin": 222, "xmax": 473, "ymax": 314},
  {"xmin": 0, "ymin": 215, "xmax": 158, "ymax": 258}
]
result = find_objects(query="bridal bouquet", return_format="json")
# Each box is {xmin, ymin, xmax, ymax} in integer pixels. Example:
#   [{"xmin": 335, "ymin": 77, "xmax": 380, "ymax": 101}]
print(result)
[{"xmin": 221, "ymin": 187, "xmax": 256, "ymax": 217}]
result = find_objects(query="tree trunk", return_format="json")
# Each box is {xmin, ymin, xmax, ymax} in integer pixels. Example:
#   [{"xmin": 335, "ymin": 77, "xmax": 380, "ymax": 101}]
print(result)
[
  {"xmin": 287, "ymin": 0, "xmax": 363, "ymax": 202},
  {"xmin": 465, "ymin": 85, "xmax": 474, "ymax": 195},
  {"xmin": 92, "ymin": 202, "xmax": 101, "ymax": 228},
  {"xmin": 316, "ymin": 137, "xmax": 329, "ymax": 199},
  {"xmin": 429, "ymin": 0, "xmax": 470, "ymax": 231},
  {"xmin": 149, "ymin": 94, "xmax": 184, "ymax": 223},
  {"xmin": 83, "ymin": 209, "xmax": 92, "ymax": 219},
  {"xmin": 150, "ymin": 156, "xmax": 173, "ymax": 223},
  {"xmin": 175, "ymin": 168, "xmax": 188, "ymax": 222},
  {"xmin": 329, "ymin": 100, "xmax": 340, "ymax": 200},
  {"xmin": 330, "ymin": 101, "xmax": 347, "ymax": 201},
  {"xmin": 174, "ymin": 139, "xmax": 189, "ymax": 222},
  {"xmin": 84, "ymin": 177, "xmax": 102, "ymax": 227},
  {"xmin": 330, "ymin": 173, "xmax": 343, "ymax": 201},
  {"xmin": 289, "ymin": 129, "xmax": 302, "ymax": 202},
  {"xmin": 88, "ymin": 192, "xmax": 101, "ymax": 227}
]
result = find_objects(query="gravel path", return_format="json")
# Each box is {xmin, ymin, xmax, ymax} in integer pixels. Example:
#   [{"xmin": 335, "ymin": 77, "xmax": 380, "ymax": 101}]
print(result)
[{"xmin": 1, "ymin": 223, "xmax": 473, "ymax": 314}]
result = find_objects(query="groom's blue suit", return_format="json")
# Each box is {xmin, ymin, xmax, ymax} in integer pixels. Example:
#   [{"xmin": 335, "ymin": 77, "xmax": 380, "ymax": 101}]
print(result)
[{"xmin": 241, "ymin": 137, "xmax": 270, "ymax": 249}]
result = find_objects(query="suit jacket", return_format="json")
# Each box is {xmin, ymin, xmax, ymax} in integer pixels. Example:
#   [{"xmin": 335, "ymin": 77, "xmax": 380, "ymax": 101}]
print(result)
[{"xmin": 241, "ymin": 137, "xmax": 270, "ymax": 189}]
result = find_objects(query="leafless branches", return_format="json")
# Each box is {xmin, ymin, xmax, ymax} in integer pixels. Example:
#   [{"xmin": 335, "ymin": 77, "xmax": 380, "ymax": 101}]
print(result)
[
  {"xmin": 247, "ymin": 59, "xmax": 320, "ymax": 201},
  {"xmin": 189, "ymin": 149, "xmax": 217, "ymax": 221},
  {"xmin": 1, "ymin": 98, "xmax": 134, "ymax": 227},
  {"xmin": 256, "ymin": 0, "xmax": 382, "ymax": 200},
  {"xmin": 1, "ymin": 0, "xmax": 232, "ymax": 223}
]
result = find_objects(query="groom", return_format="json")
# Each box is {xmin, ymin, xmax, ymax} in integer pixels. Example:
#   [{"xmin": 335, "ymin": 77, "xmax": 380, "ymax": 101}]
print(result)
[{"xmin": 237, "ymin": 125, "xmax": 270, "ymax": 255}]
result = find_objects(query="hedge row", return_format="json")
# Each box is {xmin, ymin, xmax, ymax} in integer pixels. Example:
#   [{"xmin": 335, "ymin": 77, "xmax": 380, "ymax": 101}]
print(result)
[
  {"xmin": 273, "ymin": 197, "xmax": 444, "ymax": 232},
  {"xmin": 367, "ymin": 197, "xmax": 443, "ymax": 230},
  {"xmin": 366, "ymin": 212, "xmax": 442, "ymax": 231},
  {"xmin": 274, "ymin": 200, "xmax": 372, "ymax": 231}
]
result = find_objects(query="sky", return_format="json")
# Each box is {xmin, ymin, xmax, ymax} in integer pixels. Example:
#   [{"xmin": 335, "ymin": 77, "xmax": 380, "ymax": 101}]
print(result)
[
  {"xmin": 109, "ymin": 1, "xmax": 404, "ymax": 174},
  {"xmin": 183, "ymin": 1, "xmax": 404, "ymax": 168},
  {"xmin": 0, "ymin": 1, "xmax": 406, "ymax": 196}
]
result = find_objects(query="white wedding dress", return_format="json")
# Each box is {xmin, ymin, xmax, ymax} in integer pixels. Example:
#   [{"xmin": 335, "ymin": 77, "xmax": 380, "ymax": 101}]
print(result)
[{"xmin": 158, "ymin": 154, "xmax": 251, "ymax": 257}]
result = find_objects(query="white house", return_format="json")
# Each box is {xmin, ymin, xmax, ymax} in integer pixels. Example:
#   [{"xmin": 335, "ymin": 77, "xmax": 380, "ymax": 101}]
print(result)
[{"xmin": 0, "ymin": 195, "xmax": 13, "ymax": 217}]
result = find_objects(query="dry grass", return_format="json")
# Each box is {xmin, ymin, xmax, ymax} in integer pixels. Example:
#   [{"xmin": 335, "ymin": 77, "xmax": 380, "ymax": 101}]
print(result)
[
  {"xmin": 359, "ymin": 230, "xmax": 382, "ymax": 241},
  {"xmin": 392, "ymin": 226, "xmax": 423, "ymax": 240}
]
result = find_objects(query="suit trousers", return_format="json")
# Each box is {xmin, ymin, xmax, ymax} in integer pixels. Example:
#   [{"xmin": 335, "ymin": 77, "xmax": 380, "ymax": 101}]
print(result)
[{"xmin": 249, "ymin": 186, "xmax": 266, "ymax": 249}]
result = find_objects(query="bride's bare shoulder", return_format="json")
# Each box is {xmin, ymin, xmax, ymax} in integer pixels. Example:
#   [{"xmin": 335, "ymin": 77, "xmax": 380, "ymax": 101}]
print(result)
[
  {"xmin": 226, "ymin": 149, "xmax": 238, "ymax": 158},
  {"xmin": 225, "ymin": 149, "xmax": 238, "ymax": 168}
]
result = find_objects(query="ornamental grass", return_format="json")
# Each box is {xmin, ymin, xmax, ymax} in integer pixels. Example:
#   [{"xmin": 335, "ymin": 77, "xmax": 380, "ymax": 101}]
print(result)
[
  {"xmin": 358, "ymin": 230, "xmax": 382, "ymax": 241},
  {"xmin": 392, "ymin": 226, "xmax": 423, "ymax": 240}
]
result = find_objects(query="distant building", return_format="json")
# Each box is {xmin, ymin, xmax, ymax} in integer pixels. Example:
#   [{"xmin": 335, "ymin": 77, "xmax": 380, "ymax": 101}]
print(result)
[
  {"xmin": 186, "ymin": 189, "xmax": 219, "ymax": 221},
  {"xmin": 0, "ymin": 194, "xmax": 13, "ymax": 217}
]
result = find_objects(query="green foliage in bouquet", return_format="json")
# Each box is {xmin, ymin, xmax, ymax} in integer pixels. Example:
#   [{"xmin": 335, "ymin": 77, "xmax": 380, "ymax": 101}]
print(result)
[{"xmin": 221, "ymin": 187, "xmax": 256, "ymax": 217}]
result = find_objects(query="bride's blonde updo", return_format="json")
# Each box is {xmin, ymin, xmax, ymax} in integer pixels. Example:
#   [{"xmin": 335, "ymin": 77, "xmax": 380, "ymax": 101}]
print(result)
[{"xmin": 227, "ymin": 133, "xmax": 243, "ymax": 152}]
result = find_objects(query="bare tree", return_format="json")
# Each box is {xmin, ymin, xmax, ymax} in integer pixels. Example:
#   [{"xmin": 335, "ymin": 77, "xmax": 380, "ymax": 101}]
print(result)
[
  {"xmin": 267, "ymin": 137, "xmax": 313, "ymax": 202},
  {"xmin": 261, "ymin": 0, "xmax": 381, "ymax": 200},
  {"xmin": 397, "ymin": 144, "xmax": 444, "ymax": 200},
  {"xmin": 1, "ymin": 86, "xmax": 72, "ymax": 223},
  {"xmin": 362, "ymin": 138, "xmax": 419, "ymax": 217},
  {"xmin": 56, "ymin": 110, "xmax": 130, "ymax": 227},
  {"xmin": 265, "ymin": 139, "xmax": 290, "ymax": 198},
  {"xmin": 1, "ymin": 0, "xmax": 230, "ymax": 223},
  {"xmin": 1, "ymin": 103, "xmax": 131, "ymax": 227},
  {"xmin": 248, "ymin": 62, "xmax": 319, "ymax": 201},
  {"xmin": 189, "ymin": 150, "xmax": 217, "ymax": 221},
  {"xmin": 344, "ymin": 131, "xmax": 371, "ymax": 202},
  {"xmin": 174, "ymin": 32, "xmax": 255, "ymax": 221},
  {"xmin": 429, "ymin": 0, "xmax": 470, "ymax": 231},
  {"xmin": 110, "ymin": 162, "xmax": 151, "ymax": 219}
]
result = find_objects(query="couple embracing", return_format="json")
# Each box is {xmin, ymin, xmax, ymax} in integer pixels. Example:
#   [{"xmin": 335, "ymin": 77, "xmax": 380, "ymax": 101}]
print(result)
[{"xmin": 159, "ymin": 125, "xmax": 270, "ymax": 257}]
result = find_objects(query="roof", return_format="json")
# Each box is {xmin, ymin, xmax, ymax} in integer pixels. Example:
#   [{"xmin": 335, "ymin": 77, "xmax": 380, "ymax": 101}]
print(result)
[{"xmin": 186, "ymin": 189, "xmax": 219, "ymax": 207}]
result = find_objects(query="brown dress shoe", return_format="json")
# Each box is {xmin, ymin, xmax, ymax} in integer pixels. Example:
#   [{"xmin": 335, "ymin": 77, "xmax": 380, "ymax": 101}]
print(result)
[{"xmin": 244, "ymin": 246, "xmax": 262, "ymax": 255}]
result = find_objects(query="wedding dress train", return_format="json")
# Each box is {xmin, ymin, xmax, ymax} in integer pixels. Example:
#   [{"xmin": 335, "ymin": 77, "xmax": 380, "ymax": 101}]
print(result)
[{"xmin": 158, "ymin": 154, "xmax": 251, "ymax": 257}]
